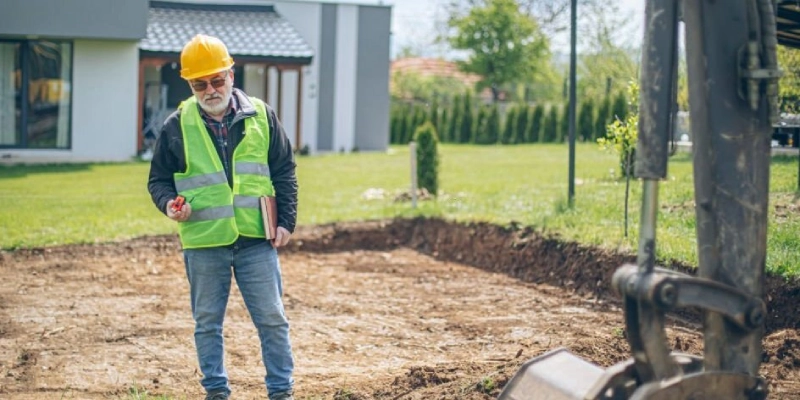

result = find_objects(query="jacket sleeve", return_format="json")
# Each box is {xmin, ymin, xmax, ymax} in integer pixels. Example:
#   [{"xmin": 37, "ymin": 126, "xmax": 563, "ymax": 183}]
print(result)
[
  {"xmin": 147, "ymin": 114, "xmax": 183, "ymax": 215},
  {"xmin": 266, "ymin": 105, "xmax": 299, "ymax": 233}
]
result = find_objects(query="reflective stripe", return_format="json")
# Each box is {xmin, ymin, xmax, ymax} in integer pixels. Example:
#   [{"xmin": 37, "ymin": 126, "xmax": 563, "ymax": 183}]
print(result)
[
  {"xmin": 175, "ymin": 171, "xmax": 228, "ymax": 192},
  {"xmin": 236, "ymin": 162, "xmax": 270, "ymax": 177},
  {"xmin": 187, "ymin": 205, "xmax": 235, "ymax": 222},
  {"xmin": 233, "ymin": 195, "xmax": 260, "ymax": 209}
]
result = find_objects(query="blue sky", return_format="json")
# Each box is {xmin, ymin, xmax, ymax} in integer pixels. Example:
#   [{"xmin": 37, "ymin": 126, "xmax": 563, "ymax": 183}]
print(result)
[{"xmin": 386, "ymin": 0, "xmax": 646, "ymax": 58}]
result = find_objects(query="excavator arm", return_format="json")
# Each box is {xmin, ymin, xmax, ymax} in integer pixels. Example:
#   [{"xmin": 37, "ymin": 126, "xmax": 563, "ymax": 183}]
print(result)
[{"xmin": 499, "ymin": 0, "xmax": 786, "ymax": 399}]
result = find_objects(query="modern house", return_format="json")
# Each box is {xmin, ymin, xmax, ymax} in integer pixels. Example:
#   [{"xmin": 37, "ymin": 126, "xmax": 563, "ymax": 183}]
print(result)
[{"xmin": 0, "ymin": 0, "xmax": 391, "ymax": 163}]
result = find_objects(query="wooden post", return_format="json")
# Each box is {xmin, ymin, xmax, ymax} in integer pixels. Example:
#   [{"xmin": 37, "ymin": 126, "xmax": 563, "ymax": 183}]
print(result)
[
  {"xmin": 277, "ymin": 68, "xmax": 283, "ymax": 122},
  {"xmin": 137, "ymin": 60, "xmax": 146, "ymax": 153},
  {"xmin": 263, "ymin": 64, "xmax": 270, "ymax": 105},
  {"xmin": 295, "ymin": 66, "xmax": 303, "ymax": 150}
]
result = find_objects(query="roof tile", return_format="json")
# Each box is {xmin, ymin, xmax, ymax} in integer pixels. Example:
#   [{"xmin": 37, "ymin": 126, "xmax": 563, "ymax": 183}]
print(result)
[{"xmin": 140, "ymin": 2, "xmax": 314, "ymax": 63}]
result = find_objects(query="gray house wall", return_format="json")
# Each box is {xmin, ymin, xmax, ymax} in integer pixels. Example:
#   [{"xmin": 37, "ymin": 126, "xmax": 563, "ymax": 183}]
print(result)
[
  {"xmin": 317, "ymin": 4, "xmax": 338, "ymax": 152},
  {"xmin": 0, "ymin": 0, "xmax": 148, "ymax": 40},
  {"xmin": 355, "ymin": 5, "xmax": 391, "ymax": 151}
]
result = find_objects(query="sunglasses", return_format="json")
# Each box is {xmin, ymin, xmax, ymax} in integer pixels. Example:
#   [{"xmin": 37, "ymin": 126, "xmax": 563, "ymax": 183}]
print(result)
[{"xmin": 190, "ymin": 75, "xmax": 227, "ymax": 92}]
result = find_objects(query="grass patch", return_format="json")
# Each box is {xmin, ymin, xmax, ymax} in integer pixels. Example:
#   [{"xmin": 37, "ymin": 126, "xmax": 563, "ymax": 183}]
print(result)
[{"xmin": 1, "ymin": 144, "xmax": 799, "ymax": 276}]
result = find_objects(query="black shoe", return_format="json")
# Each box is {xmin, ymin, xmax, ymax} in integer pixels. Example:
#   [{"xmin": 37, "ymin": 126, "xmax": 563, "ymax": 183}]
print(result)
[
  {"xmin": 269, "ymin": 390, "xmax": 294, "ymax": 400},
  {"xmin": 205, "ymin": 391, "xmax": 229, "ymax": 400}
]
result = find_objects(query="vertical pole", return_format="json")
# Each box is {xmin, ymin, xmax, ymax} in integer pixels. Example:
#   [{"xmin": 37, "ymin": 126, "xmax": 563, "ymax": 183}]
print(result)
[
  {"xmin": 137, "ymin": 59, "xmax": 146, "ymax": 153},
  {"xmin": 296, "ymin": 66, "xmax": 303, "ymax": 151},
  {"xmin": 277, "ymin": 68, "xmax": 284, "ymax": 121},
  {"xmin": 410, "ymin": 141, "xmax": 418, "ymax": 208},
  {"xmin": 567, "ymin": 0, "xmax": 577, "ymax": 207}
]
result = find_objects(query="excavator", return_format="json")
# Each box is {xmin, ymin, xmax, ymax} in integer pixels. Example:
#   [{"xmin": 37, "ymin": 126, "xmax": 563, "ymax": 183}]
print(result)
[{"xmin": 499, "ymin": 0, "xmax": 794, "ymax": 399}]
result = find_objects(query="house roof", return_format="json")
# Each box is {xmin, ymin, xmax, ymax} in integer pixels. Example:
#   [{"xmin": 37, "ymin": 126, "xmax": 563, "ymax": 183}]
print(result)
[
  {"xmin": 778, "ymin": 1, "xmax": 800, "ymax": 49},
  {"xmin": 391, "ymin": 57, "xmax": 481, "ymax": 86},
  {"xmin": 140, "ymin": 1, "xmax": 314, "ymax": 65}
]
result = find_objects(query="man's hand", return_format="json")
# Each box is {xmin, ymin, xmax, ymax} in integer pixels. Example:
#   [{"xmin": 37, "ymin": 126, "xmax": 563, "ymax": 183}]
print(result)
[
  {"xmin": 166, "ymin": 199, "xmax": 192, "ymax": 222},
  {"xmin": 272, "ymin": 226, "xmax": 292, "ymax": 248}
]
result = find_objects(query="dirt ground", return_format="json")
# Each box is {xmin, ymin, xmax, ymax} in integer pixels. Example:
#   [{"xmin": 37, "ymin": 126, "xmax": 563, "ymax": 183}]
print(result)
[{"xmin": 1, "ymin": 218, "xmax": 799, "ymax": 399}]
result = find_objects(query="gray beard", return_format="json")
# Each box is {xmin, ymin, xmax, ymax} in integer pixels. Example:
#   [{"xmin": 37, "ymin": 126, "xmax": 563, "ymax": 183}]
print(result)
[{"xmin": 199, "ymin": 91, "xmax": 232, "ymax": 115}]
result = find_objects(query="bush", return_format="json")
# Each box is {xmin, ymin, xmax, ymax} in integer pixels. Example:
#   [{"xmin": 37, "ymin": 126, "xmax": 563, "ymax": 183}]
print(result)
[
  {"xmin": 414, "ymin": 122, "xmax": 440, "ymax": 196},
  {"xmin": 529, "ymin": 104, "xmax": 544, "ymax": 143},
  {"xmin": 543, "ymin": 105, "xmax": 559, "ymax": 143},
  {"xmin": 501, "ymin": 106, "xmax": 518, "ymax": 144},
  {"xmin": 514, "ymin": 103, "xmax": 530, "ymax": 143},
  {"xmin": 578, "ymin": 99, "xmax": 595, "ymax": 141},
  {"xmin": 598, "ymin": 81, "xmax": 639, "ymax": 177},
  {"xmin": 559, "ymin": 102, "xmax": 569, "ymax": 142},
  {"xmin": 595, "ymin": 97, "xmax": 612, "ymax": 140}
]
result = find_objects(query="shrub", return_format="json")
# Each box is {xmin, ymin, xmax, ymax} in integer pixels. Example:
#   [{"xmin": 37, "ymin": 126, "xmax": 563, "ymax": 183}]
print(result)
[
  {"xmin": 595, "ymin": 97, "xmax": 612, "ymax": 140},
  {"xmin": 578, "ymin": 99, "xmax": 595, "ymax": 141},
  {"xmin": 598, "ymin": 81, "xmax": 639, "ymax": 177},
  {"xmin": 501, "ymin": 106, "xmax": 518, "ymax": 144},
  {"xmin": 559, "ymin": 102, "xmax": 569, "ymax": 142},
  {"xmin": 414, "ymin": 122, "xmax": 440, "ymax": 196},
  {"xmin": 543, "ymin": 105, "xmax": 559, "ymax": 142},
  {"xmin": 529, "ymin": 104, "xmax": 544, "ymax": 143}
]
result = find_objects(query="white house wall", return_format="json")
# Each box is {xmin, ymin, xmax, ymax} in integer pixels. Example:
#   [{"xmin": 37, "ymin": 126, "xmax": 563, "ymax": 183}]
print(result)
[
  {"xmin": 72, "ymin": 40, "xmax": 139, "ymax": 161},
  {"xmin": 1, "ymin": 40, "xmax": 139, "ymax": 162},
  {"xmin": 333, "ymin": 4, "xmax": 358, "ymax": 152},
  {"xmin": 270, "ymin": 2, "xmax": 321, "ymax": 153}
]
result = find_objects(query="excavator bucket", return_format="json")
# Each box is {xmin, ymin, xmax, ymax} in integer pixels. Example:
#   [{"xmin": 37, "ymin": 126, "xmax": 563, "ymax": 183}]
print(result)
[{"xmin": 498, "ymin": 348, "xmax": 605, "ymax": 400}]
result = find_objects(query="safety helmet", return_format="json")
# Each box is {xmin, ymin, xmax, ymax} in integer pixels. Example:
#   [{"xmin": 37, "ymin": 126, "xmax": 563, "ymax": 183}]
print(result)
[{"xmin": 180, "ymin": 34, "xmax": 235, "ymax": 80}]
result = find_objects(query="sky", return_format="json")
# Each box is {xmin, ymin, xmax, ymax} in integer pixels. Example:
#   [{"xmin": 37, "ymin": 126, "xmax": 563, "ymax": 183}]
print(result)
[{"xmin": 385, "ymin": 0, "xmax": 647, "ymax": 59}]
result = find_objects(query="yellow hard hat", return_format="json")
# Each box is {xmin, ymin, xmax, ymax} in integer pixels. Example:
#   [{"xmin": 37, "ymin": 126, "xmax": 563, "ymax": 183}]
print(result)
[{"xmin": 180, "ymin": 34, "xmax": 235, "ymax": 80}]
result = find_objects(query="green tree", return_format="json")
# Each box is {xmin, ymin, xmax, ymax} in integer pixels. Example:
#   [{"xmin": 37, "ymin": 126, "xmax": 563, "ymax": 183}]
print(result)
[
  {"xmin": 459, "ymin": 91, "xmax": 474, "ymax": 143},
  {"xmin": 528, "ymin": 104, "xmax": 544, "ymax": 143},
  {"xmin": 578, "ymin": 99, "xmax": 595, "ymax": 141},
  {"xmin": 576, "ymin": 2, "xmax": 640, "ymax": 100},
  {"xmin": 429, "ymin": 98, "xmax": 440, "ymax": 133},
  {"xmin": 599, "ymin": 81, "xmax": 640, "ymax": 177},
  {"xmin": 778, "ymin": 45, "xmax": 800, "ymax": 113},
  {"xmin": 559, "ymin": 102, "xmax": 569, "ymax": 143},
  {"xmin": 611, "ymin": 90, "xmax": 628, "ymax": 122},
  {"xmin": 447, "ymin": 0, "xmax": 549, "ymax": 102},
  {"xmin": 486, "ymin": 104, "xmax": 501, "ymax": 144},
  {"xmin": 448, "ymin": 95, "xmax": 462, "ymax": 142},
  {"xmin": 414, "ymin": 122, "xmax": 440, "ymax": 196},
  {"xmin": 501, "ymin": 106, "xmax": 518, "ymax": 144},
  {"xmin": 543, "ymin": 105, "xmax": 559, "ymax": 143},
  {"xmin": 595, "ymin": 97, "xmax": 612, "ymax": 140},
  {"xmin": 474, "ymin": 105, "xmax": 489, "ymax": 143},
  {"xmin": 516, "ymin": 104, "xmax": 530, "ymax": 143},
  {"xmin": 439, "ymin": 107, "xmax": 450, "ymax": 143}
]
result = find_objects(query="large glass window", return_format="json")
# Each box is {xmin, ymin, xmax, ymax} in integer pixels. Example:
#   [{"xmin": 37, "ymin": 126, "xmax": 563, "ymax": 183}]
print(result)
[{"xmin": 0, "ymin": 40, "xmax": 72, "ymax": 149}]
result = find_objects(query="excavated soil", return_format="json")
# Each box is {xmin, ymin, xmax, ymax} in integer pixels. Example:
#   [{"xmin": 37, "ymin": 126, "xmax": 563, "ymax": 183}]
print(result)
[{"xmin": 0, "ymin": 218, "xmax": 799, "ymax": 399}]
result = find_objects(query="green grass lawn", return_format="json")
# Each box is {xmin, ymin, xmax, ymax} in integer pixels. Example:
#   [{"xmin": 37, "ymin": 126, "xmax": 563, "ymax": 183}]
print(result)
[{"xmin": 1, "ymin": 143, "xmax": 799, "ymax": 276}]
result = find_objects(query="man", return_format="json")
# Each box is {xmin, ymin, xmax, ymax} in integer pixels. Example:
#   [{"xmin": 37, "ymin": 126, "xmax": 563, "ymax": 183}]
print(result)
[{"xmin": 147, "ymin": 34, "xmax": 297, "ymax": 400}]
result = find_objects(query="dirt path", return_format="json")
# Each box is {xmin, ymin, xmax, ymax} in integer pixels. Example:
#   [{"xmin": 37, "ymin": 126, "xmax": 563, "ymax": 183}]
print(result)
[{"xmin": 1, "ymin": 221, "xmax": 798, "ymax": 399}]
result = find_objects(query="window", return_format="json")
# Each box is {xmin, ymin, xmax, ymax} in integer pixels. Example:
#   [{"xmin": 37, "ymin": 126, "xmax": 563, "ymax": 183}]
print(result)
[{"xmin": 0, "ymin": 40, "xmax": 72, "ymax": 149}]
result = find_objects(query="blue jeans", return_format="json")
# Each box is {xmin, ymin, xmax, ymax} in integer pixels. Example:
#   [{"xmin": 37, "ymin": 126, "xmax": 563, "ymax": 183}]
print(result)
[{"xmin": 184, "ymin": 241, "xmax": 294, "ymax": 397}]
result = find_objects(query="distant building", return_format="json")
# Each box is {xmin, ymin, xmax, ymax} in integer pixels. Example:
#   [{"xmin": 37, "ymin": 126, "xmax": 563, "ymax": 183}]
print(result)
[
  {"xmin": 0, "ymin": 0, "xmax": 391, "ymax": 163},
  {"xmin": 390, "ymin": 57, "xmax": 497, "ymax": 103}
]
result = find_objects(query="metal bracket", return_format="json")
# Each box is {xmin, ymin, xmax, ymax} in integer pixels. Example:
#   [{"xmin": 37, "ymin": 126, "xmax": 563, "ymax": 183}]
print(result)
[
  {"xmin": 612, "ymin": 264, "xmax": 767, "ymax": 331},
  {"xmin": 738, "ymin": 42, "xmax": 783, "ymax": 123}
]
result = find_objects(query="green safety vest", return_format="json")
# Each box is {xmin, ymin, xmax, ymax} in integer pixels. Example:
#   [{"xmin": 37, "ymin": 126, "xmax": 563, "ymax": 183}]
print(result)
[{"xmin": 173, "ymin": 96, "xmax": 275, "ymax": 249}]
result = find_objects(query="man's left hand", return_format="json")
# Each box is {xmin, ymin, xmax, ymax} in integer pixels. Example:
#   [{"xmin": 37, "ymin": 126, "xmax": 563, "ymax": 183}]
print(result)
[{"xmin": 272, "ymin": 227, "xmax": 292, "ymax": 248}]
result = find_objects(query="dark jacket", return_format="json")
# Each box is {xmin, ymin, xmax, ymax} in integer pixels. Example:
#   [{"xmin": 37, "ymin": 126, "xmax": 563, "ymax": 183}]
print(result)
[{"xmin": 147, "ymin": 89, "xmax": 298, "ymax": 235}]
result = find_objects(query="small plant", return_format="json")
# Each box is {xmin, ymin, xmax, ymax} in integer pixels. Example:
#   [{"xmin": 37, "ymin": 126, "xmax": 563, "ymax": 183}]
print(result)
[
  {"xmin": 414, "ymin": 121, "xmax": 440, "ymax": 197},
  {"xmin": 477, "ymin": 376, "xmax": 496, "ymax": 393},
  {"xmin": 612, "ymin": 326, "xmax": 625, "ymax": 338},
  {"xmin": 598, "ymin": 81, "xmax": 640, "ymax": 178}
]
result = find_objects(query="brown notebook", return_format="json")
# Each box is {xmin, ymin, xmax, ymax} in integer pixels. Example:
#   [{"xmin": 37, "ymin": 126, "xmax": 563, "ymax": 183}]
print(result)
[{"xmin": 259, "ymin": 196, "xmax": 278, "ymax": 241}]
